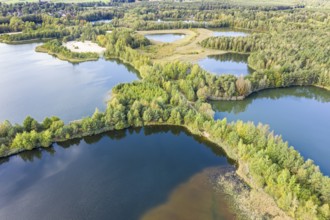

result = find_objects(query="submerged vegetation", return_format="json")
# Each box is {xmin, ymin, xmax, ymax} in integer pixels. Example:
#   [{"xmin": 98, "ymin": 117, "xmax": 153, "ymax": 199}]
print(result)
[{"xmin": 0, "ymin": 0, "xmax": 330, "ymax": 219}]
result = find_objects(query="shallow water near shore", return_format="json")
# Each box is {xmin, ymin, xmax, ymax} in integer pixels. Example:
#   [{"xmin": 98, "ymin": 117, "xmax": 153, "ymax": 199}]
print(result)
[{"xmin": 0, "ymin": 126, "xmax": 237, "ymax": 220}]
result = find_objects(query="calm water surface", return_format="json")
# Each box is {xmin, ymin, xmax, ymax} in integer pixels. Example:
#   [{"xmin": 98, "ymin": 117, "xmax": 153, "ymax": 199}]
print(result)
[
  {"xmin": 91, "ymin": 19, "xmax": 112, "ymax": 24},
  {"xmin": 212, "ymin": 87, "xmax": 330, "ymax": 176},
  {"xmin": 144, "ymin": 34, "xmax": 185, "ymax": 43},
  {"xmin": 0, "ymin": 126, "xmax": 236, "ymax": 220},
  {"xmin": 211, "ymin": 29, "xmax": 249, "ymax": 37},
  {"xmin": 0, "ymin": 43, "xmax": 139, "ymax": 123},
  {"xmin": 199, "ymin": 53, "xmax": 253, "ymax": 76}
]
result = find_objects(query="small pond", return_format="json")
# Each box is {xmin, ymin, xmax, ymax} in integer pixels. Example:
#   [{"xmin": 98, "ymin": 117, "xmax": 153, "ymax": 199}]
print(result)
[
  {"xmin": 145, "ymin": 33, "xmax": 185, "ymax": 43},
  {"xmin": 90, "ymin": 19, "xmax": 112, "ymax": 24},
  {"xmin": 211, "ymin": 28, "xmax": 249, "ymax": 37},
  {"xmin": 198, "ymin": 53, "xmax": 254, "ymax": 76}
]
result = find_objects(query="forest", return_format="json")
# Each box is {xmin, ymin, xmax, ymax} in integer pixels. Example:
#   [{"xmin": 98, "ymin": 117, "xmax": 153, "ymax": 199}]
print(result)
[{"xmin": 0, "ymin": 1, "xmax": 329, "ymax": 220}]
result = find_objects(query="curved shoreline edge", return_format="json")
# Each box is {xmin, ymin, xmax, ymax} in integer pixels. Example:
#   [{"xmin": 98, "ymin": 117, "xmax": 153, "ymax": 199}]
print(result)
[
  {"xmin": 1, "ymin": 29, "xmax": 329, "ymax": 219},
  {"xmin": 0, "ymin": 122, "xmax": 293, "ymax": 219}
]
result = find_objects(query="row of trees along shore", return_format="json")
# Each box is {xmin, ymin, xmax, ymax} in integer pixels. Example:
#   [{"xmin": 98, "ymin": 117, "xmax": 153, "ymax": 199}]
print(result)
[
  {"xmin": 0, "ymin": 29, "xmax": 329, "ymax": 219},
  {"xmin": 0, "ymin": 2, "xmax": 330, "ymax": 219}
]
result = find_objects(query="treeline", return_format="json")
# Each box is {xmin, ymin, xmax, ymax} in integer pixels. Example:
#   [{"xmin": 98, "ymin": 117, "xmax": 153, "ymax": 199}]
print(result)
[
  {"xmin": 0, "ymin": 28, "xmax": 70, "ymax": 42},
  {"xmin": 0, "ymin": 3, "xmax": 329, "ymax": 219},
  {"xmin": 0, "ymin": 69, "xmax": 329, "ymax": 220},
  {"xmin": 119, "ymin": 4, "xmax": 328, "ymax": 32},
  {"xmin": 200, "ymin": 35, "xmax": 264, "ymax": 53},
  {"xmin": 96, "ymin": 29, "xmax": 152, "ymax": 69},
  {"xmin": 0, "ymin": 22, "xmax": 107, "ymax": 42},
  {"xmin": 0, "ymin": 2, "xmax": 114, "ymax": 17},
  {"xmin": 0, "ymin": 16, "xmax": 39, "ymax": 34},
  {"xmin": 97, "ymin": 29, "xmax": 250, "ymax": 100},
  {"xmin": 0, "ymin": 14, "xmax": 42, "ymax": 25},
  {"xmin": 77, "ymin": 9, "xmax": 123, "ymax": 22},
  {"xmin": 124, "ymin": 20, "xmax": 230, "ymax": 31},
  {"xmin": 97, "ymin": 29, "xmax": 253, "ymax": 100},
  {"xmin": 200, "ymin": 29, "xmax": 330, "ymax": 89},
  {"xmin": 135, "ymin": 1, "xmax": 298, "ymax": 14}
]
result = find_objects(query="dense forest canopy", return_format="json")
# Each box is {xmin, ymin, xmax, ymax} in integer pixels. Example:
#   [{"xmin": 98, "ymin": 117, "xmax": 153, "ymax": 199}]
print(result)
[{"xmin": 0, "ymin": 1, "xmax": 329, "ymax": 219}]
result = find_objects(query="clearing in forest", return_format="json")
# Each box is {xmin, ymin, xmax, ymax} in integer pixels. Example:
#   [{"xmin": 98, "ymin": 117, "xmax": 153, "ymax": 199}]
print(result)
[{"xmin": 138, "ymin": 29, "xmax": 226, "ymax": 63}]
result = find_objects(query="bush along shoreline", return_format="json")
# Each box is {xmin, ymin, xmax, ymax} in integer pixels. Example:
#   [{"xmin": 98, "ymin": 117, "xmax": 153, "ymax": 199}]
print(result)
[{"xmin": 0, "ymin": 26, "xmax": 329, "ymax": 220}]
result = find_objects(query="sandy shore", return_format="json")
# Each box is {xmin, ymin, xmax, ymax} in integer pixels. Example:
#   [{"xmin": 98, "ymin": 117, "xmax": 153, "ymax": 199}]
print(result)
[{"xmin": 63, "ymin": 41, "xmax": 106, "ymax": 53}]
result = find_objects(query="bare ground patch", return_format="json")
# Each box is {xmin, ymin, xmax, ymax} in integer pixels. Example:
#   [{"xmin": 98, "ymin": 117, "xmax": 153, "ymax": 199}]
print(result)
[
  {"xmin": 138, "ymin": 28, "xmax": 227, "ymax": 63},
  {"xmin": 63, "ymin": 41, "xmax": 106, "ymax": 54}
]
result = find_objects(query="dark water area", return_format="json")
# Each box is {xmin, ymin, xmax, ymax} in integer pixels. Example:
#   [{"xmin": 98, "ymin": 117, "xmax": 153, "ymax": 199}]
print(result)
[
  {"xmin": 0, "ymin": 43, "xmax": 139, "ymax": 124},
  {"xmin": 199, "ymin": 53, "xmax": 253, "ymax": 76},
  {"xmin": 144, "ymin": 33, "xmax": 185, "ymax": 43},
  {"xmin": 212, "ymin": 87, "xmax": 330, "ymax": 176},
  {"xmin": 0, "ymin": 126, "xmax": 236, "ymax": 220}
]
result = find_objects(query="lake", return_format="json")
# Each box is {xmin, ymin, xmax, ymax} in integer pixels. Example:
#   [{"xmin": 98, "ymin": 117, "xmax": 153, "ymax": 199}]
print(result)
[
  {"xmin": 198, "ymin": 53, "xmax": 254, "ymax": 76},
  {"xmin": 0, "ymin": 126, "xmax": 236, "ymax": 220},
  {"xmin": 212, "ymin": 86, "xmax": 330, "ymax": 176},
  {"xmin": 211, "ymin": 29, "xmax": 249, "ymax": 37},
  {"xmin": 91, "ymin": 19, "xmax": 112, "ymax": 25},
  {"xmin": 144, "ymin": 33, "xmax": 185, "ymax": 43},
  {"xmin": 0, "ymin": 43, "xmax": 139, "ymax": 124}
]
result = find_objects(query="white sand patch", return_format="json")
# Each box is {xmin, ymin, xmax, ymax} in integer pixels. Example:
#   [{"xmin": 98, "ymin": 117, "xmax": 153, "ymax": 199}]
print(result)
[{"xmin": 63, "ymin": 41, "xmax": 106, "ymax": 53}]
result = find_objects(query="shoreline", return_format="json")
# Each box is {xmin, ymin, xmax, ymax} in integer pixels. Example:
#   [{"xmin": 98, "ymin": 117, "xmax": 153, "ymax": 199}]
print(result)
[
  {"xmin": 0, "ymin": 122, "xmax": 292, "ymax": 219},
  {"xmin": 214, "ymin": 167, "xmax": 292, "ymax": 220},
  {"xmin": 0, "ymin": 38, "xmax": 52, "ymax": 44},
  {"xmin": 0, "ymin": 38, "xmax": 329, "ymax": 219},
  {"xmin": 208, "ymin": 84, "xmax": 330, "ymax": 101},
  {"xmin": 35, "ymin": 45, "xmax": 100, "ymax": 63}
]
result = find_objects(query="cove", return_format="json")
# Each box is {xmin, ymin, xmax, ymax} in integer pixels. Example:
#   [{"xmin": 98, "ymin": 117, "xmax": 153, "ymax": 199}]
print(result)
[
  {"xmin": 211, "ymin": 87, "xmax": 330, "ymax": 176},
  {"xmin": 144, "ymin": 33, "xmax": 185, "ymax": 43},
  {"xmin": 0, "ymin": 43, "xmax": 139, "ymax": 124},
  {"xmin": 0, "ymin": 126, "xmax": 236, "ymax": 220},
  {"xmin": 198, "ymin": 53, "xmax": 253, "ymax": 76}
]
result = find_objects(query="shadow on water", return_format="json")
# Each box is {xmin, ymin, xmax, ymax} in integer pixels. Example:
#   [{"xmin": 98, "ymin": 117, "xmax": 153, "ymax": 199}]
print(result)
[
  {"xmin": 2, "ymin": 126, "xmax": 234, "ymax": 165},
  {"xmin": 208, "ymin": 53, "xmax": 249, "ymax": 63},
  {"xmin": 0, "ymin": 126, "xmax": 236, "ymax": 220},
  {"xmin": 199, "ymin": 53, "xmax": 254, "ymax": 76},
  {"xmin": 105, "ymin": 57, "xmax": 142, "ymax": 79},
  {"xmin": 211, "ymin": 86, "xmax": 330, "ymax": 114},
  {"xmin": 211, "ymin": 86, "xmax": 330, "ymax": 176}
]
